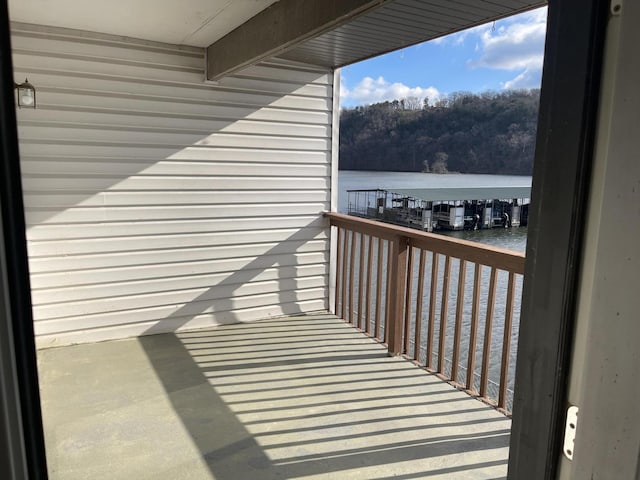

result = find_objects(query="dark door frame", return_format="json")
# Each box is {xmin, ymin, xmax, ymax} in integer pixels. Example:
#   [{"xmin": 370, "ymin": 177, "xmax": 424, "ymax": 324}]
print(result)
[
  {"xmin": 508, "ymin": 0, "xmax": 609, "ymax": 478},
  {"xmin": 0, "ymin": 1, "xmax": 48, "ymax": 478}
]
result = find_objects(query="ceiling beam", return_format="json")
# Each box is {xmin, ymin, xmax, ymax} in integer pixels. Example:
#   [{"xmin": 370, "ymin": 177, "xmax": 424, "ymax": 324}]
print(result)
[{"xmin": 205, "ymin": 0, "xmax": 391, "ymax": 81}]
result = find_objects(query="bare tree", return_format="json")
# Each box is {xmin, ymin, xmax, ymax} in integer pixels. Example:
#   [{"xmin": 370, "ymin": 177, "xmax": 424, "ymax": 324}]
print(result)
[{"xmin": 431, "ymin": 152, "xmax": 449, "ymax": 174}]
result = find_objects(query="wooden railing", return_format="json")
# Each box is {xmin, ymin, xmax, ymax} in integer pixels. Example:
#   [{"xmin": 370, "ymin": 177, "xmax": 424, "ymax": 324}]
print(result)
[{"xmin": 326, "ymin": 212, "xmax": 525, "ymax": 414}]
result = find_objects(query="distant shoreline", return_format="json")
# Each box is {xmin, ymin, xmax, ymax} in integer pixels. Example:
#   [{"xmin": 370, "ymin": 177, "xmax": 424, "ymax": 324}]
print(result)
[{"xmin": 337, "ymin": 169, "xmax": 532, "ymax": 177}]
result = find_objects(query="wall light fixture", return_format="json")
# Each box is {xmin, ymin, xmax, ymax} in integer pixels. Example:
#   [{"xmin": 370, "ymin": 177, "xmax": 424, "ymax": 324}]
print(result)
[{"xmin": 15, "ymin": 78, "xmax": 36, "ymax": 108}]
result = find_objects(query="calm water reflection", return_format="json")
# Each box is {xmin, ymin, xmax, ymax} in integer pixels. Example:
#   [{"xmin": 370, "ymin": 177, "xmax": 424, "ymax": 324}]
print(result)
[{"xmin": 442, "ymin": 226, "xmax": 528, "ymax": 252}]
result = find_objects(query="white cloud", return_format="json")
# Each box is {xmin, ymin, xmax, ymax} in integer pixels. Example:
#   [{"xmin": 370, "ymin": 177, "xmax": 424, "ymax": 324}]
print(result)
[
  {"xmin": 339, "ymin": 7, "xmax": 547, "ymax": 103},
  {"xmin": 341, "ymin": 76, "xmax": 441, "ymax": 107},
  {"xmin": 471, "ymin": 7, "xmax": 547, "ymax": 89},
  {"xmin": 502, "ymin": 66, "xmax": 542, "ymax": 90},
  {"xmin": 431, "ymin": 7, "xmax": 546, "ymax": 90},
  {"xmin": 474, "ymin": 23, "xmax": 545, "ymax": 70}
]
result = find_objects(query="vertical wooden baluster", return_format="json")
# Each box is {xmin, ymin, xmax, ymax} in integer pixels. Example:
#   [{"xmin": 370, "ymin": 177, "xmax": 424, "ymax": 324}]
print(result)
[
  {"xmin": 365, "ymin": 234, "xmax": 374, "ymax": 334},
  {"xmin": 358, "ymin": 232, "xmax": 365, "ymax": 329},
  {"xmin": 387, "ymin": 235, "xmax": 408, "ymax": 356},
  {"xmin": 499, "ymin": 272, "xmax": 517, "ymax": 410},
  {"xmin": 426, "ymin": 252, "xmax": 440, "ymax": 369},
  {"xmin": 348, "ymin": 230, "xmax": 356, "ymax": 325},
  {"xmin": 384, "ymin": 240, "xmax": 392, "ymax": 344},
  {"xmin": 480, "ymin": 267, "xmax": 498, "ymax": 400},
  {"xmin": 335, "ymin": 227, "xmax": 343, "ymax": 318},
  {"xmin": 414, "ymin": 249, "xmax": 426, "ymax": 362},
  {"xmin": 340, "ymin": 228, "xmax": 348, "ymax": 321},
  {"xmin": 374, "ymin": 238, "xmax": 383, "ymax": 340},
  {"xmin": 466, "ymin": 264, "xmax": 482, "ymax": 392},
  {"xmin": 328, "ymin": 216, "xmax": 524, "ymax": 409},
  {"xmin": 403, "ymin": 245, "xmax": 415, "ymax": 355},
  {"xmin": 437, "ymin": 255, "xmax": 452, "ymax": 374},
  {"xmin": 451, "ymin": 260, "xmax": 467, "ymax": 384}
]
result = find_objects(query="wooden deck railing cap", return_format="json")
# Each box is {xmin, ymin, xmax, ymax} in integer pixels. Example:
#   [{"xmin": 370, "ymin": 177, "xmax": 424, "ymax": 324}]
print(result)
[{"xmin": 324, "ymin": 211, "xmax": 525, "ymax": 274}]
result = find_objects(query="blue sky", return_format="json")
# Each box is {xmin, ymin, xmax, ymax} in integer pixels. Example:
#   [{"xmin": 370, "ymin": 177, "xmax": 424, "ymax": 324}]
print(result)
[{"xmin": 339, "ymin": 7, "xmax": 547, "ymax": 108}]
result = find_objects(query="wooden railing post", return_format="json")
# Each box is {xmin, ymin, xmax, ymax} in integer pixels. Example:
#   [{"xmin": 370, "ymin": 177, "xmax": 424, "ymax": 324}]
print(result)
[{"xmin": 387, "ymin": 235, "xmax": 408, "ymax": 356}]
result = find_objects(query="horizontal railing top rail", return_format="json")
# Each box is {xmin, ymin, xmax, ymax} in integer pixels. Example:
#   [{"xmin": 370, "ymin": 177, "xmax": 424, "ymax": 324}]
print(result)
[
  {"xmin": 326, "ymin": 212, "xmax": 525, "ymax": 274},
  {"xmin": 326, "ymin": 211, "xmax": 525, "ymax": 415}
]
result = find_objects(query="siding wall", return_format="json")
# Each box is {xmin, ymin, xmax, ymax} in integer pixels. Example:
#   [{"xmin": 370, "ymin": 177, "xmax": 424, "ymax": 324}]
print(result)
[{"xmin": 11, "ymin": 23, "xmax": 333, "ymax": 347}]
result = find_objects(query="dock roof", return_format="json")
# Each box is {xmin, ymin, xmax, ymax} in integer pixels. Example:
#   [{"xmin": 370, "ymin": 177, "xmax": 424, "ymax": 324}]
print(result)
[{"xmin": 372, "ymin": 186, "xmax": 532, "ymax": 202}]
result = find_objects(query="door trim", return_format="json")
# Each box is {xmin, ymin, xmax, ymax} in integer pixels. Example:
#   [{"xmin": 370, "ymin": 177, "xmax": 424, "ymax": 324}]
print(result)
[
  {"xmin": 0, "ymin": 2, "xmax": 48, "ymax": 477},
  {"xmin": 508, "ymin": 0, "xmax": 609, "ymax": 478}
]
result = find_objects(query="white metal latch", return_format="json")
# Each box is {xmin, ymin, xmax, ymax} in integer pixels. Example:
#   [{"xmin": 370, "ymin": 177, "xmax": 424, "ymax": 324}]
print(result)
[{"xmin": 563, "ymin": 405, "xmax": 579, "ymax": 460}]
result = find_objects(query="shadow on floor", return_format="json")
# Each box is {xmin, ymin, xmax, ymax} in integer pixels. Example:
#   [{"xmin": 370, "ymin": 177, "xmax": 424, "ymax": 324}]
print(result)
[{"xmin": 138, "ymin": 314, "xmax": 511, "ymax": 479}]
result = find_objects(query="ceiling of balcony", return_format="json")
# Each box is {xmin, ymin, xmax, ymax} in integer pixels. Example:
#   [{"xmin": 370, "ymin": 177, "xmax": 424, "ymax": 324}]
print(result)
[
  {"xmin": 280, "ymin": 0, "xmax": 547, "ymax": 68},
  {"xmin": 9, "ymin": 0, "xmax": 547, "ymax": 74},
  {"xmin": 7, "ymin": 0, "xmax": 280, "ymax": 47}
]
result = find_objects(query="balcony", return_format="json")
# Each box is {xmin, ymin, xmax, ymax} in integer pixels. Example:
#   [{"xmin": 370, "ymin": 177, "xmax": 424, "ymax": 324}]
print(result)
[
  {"xmin": 38, "ymin": 214, "xmax": 523, "ymax": 479},
  {"xmin": 39, "ymin": 315, "xmax": 512, "ymax": 479}
]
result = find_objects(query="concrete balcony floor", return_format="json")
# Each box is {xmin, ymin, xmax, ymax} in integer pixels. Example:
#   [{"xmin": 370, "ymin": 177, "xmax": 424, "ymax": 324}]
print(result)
[{"xmin": 38, "ymin": 314, "xmax": 511, "ymax": 479}]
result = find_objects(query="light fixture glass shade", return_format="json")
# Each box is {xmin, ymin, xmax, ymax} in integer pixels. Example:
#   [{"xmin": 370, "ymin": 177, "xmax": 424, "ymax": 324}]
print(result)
[
  {"xmin": 15, "ymin": 79, "xmax": 36, "ymax": 108},
  {"xmin": 20, "ymin": 89, "xmax": 34, "ymax": 106}
]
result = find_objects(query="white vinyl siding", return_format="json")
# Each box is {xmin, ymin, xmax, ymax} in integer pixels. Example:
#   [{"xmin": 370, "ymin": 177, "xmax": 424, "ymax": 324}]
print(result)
[{"xmin": 12, "ymin": 24, "xmax": 333, "ymax": 347}]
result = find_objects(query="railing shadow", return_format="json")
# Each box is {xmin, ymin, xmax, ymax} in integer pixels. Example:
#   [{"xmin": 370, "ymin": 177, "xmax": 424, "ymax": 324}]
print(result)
[
  {"xmin": 136, "ymin": 222, "xmax": 327, "ymax": 479},
  {"xmin": 139, "ymin": 315, "xmax": 511, "ymax": 479},
  {"xmin": 141, "ymin": 223, "xmax": 328, "ymax": 335}
]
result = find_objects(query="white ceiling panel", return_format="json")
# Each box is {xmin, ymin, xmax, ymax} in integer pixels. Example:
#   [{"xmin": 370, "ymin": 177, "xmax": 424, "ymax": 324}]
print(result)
[{"xmin": 8, "ymin": 0, "xmax": 279, "ymax": 47}]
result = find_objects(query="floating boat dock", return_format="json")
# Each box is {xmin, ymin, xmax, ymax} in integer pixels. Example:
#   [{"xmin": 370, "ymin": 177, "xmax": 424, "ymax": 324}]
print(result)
[{"xmin": 347, "ymin": 186, "xmax": 531, "ymax": 232}]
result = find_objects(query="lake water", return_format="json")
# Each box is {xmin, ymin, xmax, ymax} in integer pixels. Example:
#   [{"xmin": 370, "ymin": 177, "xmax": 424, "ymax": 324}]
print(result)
[
  {"xmin": 336, "ymin": 170, "xmax": 532, "ymax": 409},
  {"xmin": 338, "ymin": 170, "xmax": 531, "ymax": 252}
]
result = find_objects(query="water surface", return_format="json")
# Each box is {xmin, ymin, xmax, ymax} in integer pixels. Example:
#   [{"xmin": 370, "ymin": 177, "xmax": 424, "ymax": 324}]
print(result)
[{"xmin": 338, "ymin": 170, "xmax": 531, "ymax": 252}]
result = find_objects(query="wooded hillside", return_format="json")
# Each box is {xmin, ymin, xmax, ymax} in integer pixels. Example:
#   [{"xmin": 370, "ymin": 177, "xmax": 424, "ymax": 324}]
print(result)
[{"xmin": 339, "ymin": 89, "xmax": 540, "ymax": 175}]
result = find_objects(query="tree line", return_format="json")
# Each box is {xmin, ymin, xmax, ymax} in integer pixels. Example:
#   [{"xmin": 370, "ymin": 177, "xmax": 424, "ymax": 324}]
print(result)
[{"xmin": 339, "ymin": 89, "xmax": 540, "ymax": 175}]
